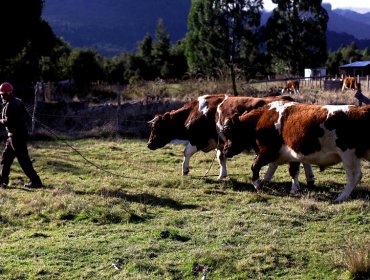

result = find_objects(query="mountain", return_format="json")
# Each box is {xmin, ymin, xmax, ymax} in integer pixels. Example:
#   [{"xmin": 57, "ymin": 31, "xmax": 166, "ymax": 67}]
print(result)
[
  {"xmin": 324, "ymin": 4, "xmax": 370, "ymax": 40},
  {"xmin": 42, "ymin": 1, "xmax": 370, "ymax": 57},
  {"xmin": 42, "ymin": 0, "xmax": 191, "ymax": 57}
]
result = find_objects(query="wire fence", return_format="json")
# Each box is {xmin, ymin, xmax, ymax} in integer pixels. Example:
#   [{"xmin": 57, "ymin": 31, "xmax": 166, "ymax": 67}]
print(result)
[
  {"xmin": 20, "ymin": 75, "xmax": 370, "ymax": 140},
  {"xmin": 27, "ymin": 100, "xmax": 184, "ymax": 140}
]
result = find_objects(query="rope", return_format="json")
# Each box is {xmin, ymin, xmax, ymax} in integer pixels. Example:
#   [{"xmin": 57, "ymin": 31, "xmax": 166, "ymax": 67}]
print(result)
[
  {"xmin": 201, "ymin": 134, "xmax": 221, "ymax": 179},
  {"xmin": 34, "ymin": 118, "xmax": 143, "ymax": 180}
]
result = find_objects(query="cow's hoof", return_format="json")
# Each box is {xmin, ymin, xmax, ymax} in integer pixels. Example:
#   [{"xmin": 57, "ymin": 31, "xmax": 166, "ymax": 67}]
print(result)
[
  {"xmin": 217, "ymin": 174, "xmax": 227, "ymax": 180},
  {"xmin": 334, "ymin": 193, "xmax": 350, "ymax": 203},
  {"xmin": 306, "ymin": 180, "xmax": 315, "ymax": 188},
  {"xmin": 290, "ymin": 189, "xmax": 297, "ymax": 195},
  {"xmin": 253, "ymin": 179, "xmax": 264, "ymax": 191},
  {"xmin": 182, "ymin": 169, "xmax": 190, "ymax": 176}
]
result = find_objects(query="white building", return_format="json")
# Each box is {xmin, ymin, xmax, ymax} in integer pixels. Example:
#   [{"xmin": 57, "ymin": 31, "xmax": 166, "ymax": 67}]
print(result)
[{"xmin": 304, "ymin": 67, "xmax": 327, "ymax": 79}]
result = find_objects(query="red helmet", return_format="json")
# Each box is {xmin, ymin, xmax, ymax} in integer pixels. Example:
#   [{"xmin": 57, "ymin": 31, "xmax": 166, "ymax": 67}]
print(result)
[{"xmin": 0, "ymin": 82, "xmax": 13, "ymax": 94}]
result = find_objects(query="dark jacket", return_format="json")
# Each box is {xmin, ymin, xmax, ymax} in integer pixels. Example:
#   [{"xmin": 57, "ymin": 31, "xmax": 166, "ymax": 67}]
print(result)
[{"xmin": 1, "ymin": 97, "xmax": 30, "ymax": 137}]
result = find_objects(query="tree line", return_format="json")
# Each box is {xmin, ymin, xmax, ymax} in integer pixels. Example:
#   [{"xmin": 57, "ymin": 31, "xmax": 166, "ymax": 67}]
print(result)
[{"xmin": 1, "ymin": 0, "xmax": 370, "ymax": 98}]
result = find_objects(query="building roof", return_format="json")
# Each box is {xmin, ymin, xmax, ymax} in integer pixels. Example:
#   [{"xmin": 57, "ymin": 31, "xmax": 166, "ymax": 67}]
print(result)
[{"xmin": 340, "ymin": 61, "xmax": 370, "ymax": 68}]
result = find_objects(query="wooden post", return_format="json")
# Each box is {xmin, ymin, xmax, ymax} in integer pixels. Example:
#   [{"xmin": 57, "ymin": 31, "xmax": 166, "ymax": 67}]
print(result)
[
  {"xmin": 115, "ymin": 83, "xmax": 125, "ymax": 135},
  {"xmin": 31, "ymin": 82, "xmax": 42, "ymax": 135}
]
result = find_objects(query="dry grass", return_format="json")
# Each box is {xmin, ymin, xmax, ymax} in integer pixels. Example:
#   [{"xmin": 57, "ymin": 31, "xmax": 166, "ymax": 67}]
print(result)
[
  {"xmin": 341, "ymin": 242, "xmax": 370, "ymax": 279},
  {"xmin": 123, "ymin": 78, "xmax": 365, "ymax": 106}
]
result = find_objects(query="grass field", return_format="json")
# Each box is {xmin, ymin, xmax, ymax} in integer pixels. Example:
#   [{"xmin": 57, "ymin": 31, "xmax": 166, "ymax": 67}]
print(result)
[{"xmin": 0, "ymin": 138, "xmax": 369, "ymax": 279}]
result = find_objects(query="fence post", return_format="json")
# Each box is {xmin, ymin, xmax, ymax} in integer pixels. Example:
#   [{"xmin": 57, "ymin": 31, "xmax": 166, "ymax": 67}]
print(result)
[
  {"xmin": 31, "ymin": 81, "xmax": 42, "ymax": 135},
  {"xmin": 116, "ymin": 83, "xmax": 124, "ymax": 135}
]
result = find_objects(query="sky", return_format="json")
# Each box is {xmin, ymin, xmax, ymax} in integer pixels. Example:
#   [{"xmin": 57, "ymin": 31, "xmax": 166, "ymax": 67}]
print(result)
[{"xmin": 263, "ymin": 0, "xmax": 370, "ymax": 13}]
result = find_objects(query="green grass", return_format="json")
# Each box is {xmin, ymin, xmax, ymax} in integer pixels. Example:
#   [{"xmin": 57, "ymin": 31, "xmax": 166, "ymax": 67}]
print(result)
[{"xmin": 0, "ymin": 138, "xmax": 369, "ymax": 279}]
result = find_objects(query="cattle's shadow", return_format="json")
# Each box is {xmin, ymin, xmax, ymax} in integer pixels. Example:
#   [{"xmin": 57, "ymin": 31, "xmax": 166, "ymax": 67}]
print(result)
[
  {"xmin": 302, "ymin": 181, "xmax": 370, "ymax": 202},
  {"xmin": 223, "ymin": 178, "xmax": 370, "ymax": 202},
  {"xmin": 74, "ymin": 189, "xmax": 198, "ymax": 211},
  {"xmin": 195, "ymin": 175, "xmax": 258, "ymax": 192},
  {"xmin": 225, "ymin": 178, "xmax": 258, "ymax": 192}
]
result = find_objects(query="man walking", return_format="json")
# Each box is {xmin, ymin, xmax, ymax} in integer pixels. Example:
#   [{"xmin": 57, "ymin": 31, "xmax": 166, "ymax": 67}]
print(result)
[{"xmin": 0, "ymin": 82, "xmax": 42, "ymax": 188}]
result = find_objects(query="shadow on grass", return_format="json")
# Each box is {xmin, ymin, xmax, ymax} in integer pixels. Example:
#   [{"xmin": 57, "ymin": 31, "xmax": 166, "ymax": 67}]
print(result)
[
  {"xmin": 75, "ymin": 189, "xmax": 198, "ymax": 211},
  {"xmin": 222, "ymin": 177, "xmax": 370, "ymax": 202},
  {"xmin": 46, "ymin": 159, "xmax": 84, "ymax": 173}
]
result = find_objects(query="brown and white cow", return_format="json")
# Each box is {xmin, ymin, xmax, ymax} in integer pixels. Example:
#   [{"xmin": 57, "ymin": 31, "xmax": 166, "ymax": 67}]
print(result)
[
  {"xmin": 282, "ymin": 80, "xmax": 300, "ymax": 94},
  {"xmin": 215, "ymin": 95, "xmax": 314, "ymax": 185},
  {"xmin": 342, "ymin": 77, "xmax": 358, "ymax": 92},
  {"xmin": 222, "ymin": 100, "xmax": 370, "ymax": 202},
  {"xmin": 147, "ymin": 94, "xmax": 307, "ymax": 181},
  {"xmin": 147, "ymin": 94, "xmax": 225, "ymax": 178}
]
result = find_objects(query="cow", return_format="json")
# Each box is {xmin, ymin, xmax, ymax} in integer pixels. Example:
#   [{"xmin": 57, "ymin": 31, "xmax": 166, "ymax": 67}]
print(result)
[
  {"xmin": 282, "ymin": 80, "xmax": 300, "ymax": 94},
  {"xmin": 147, "ymin": 94, "xmax": 226, "ymax": 179},
  {"xmin": 215, "ymin": 95, "xmax": 315, "ymax": 186},
  {"xmin": 147, "ymin": 94, "xmax": 306, "ymax": 180},
  {"xmin": 222, "ymin": 100, "xmax": 370, "ymax": 202},
  {"xmin": 342, "ymin": 77, "xmax": 358, "ymax": 92}
]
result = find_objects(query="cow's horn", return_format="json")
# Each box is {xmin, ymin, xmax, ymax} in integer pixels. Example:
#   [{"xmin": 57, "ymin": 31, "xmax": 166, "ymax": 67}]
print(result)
[{"xmin": 148, "ymin": 116, "xmax": 160, "ymax": 124}]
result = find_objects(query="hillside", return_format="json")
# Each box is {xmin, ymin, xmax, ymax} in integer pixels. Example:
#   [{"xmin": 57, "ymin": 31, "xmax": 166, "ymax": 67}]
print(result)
[
  {"xmin": 42, "ymin": 1, "xmax": 370, "ymax": 56},
  {"xmin": 42, "ymin": 0, "xmax": 191, "ymax": 56}
]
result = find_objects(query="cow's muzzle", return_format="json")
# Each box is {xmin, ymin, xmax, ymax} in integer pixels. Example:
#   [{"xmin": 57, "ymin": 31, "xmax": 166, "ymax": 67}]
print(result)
[{"xmin": 147, "ymin": 141, "xmax": 156, "ymax": 150}]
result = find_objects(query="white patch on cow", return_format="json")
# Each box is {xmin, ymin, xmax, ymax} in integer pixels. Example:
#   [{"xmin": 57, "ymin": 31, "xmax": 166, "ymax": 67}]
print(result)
[
  {"xmin": 268, "ymin": 101, "xmax": 296, "ymax": 133},
  {"xmin": 216, "ymin": 95, "xmax": 229, "ymax": 140},
  {"xmin": 182, "ymin": 143, "xmax": 198, "ymax": 175},
  {"xmin": 322, "ymin": 105, "xmax": 353, "ymax": 118},
  {"xmin": 198, "ymin": 95, "xmax": 209, "ymax": 115},
  {"xmin": 277, "ymin": 125, "xmax": 341, "ymax": 168},
  {"xmin": 277, "ymin": 145, "xmax": 300, "ymax": 163}
]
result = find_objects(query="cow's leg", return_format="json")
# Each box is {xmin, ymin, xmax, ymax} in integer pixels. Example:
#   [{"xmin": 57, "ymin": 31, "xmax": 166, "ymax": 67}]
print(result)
[
  {"xmin": 251, "ymin": 151, "xmax": 276, "ymax": 191},
  {"xmin": 288, "ymin": 162, "xmax": 300, "ymax": 194},
  {"xmin": 183, "ymin": 143, "xmax": 198, "ymax": 175},
  {"xmin": 303, "ymin": 163, "xmax": 315, "ymax": 187},
  {"xmin": 262, "ymin": 163, "xmax": 278, "ymax": 184},
  {"xmin": 216, "ymin": 148, "xmax": 227, "ymax": 180},
  {"xmin": 335, "ymin": 153, "xmax": 362, "ymax": 202}
]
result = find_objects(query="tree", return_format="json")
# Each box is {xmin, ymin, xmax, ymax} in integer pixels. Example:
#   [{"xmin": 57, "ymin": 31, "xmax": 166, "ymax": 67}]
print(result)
[
  {"xmin": 325, "ymin": 50, "xmax": 343, "ymax": 76},
  {"xmin": 0, "ymin": 0, "xmax": 43, "ymax": 63},
  {"xmin": 340, "ymin": 42, "xmax": 362, "ymax": 63},
  {"xmin": 67, "ymin": 49, "xmax": 104, "ymax": 97},
  {"xmin": 168, "ymin": 39, "xmax": 188, "ymax": 80},
  {"xmin": 265, "ymin": 0, "xmax": 328, "ymax": 76},
  {"xmin": 137, "ymin": 33, "xmax": 156, "ymax": 80},
  {"xmin": 186, "ymin": 0, "xmax": 263, "ymax": 95},
  {"xmin": 0, "ymin": 1, "xmax": 62, "ymax": 82},
  {"xmin": 153, "ymin": 19, "xmax": 171, "ymax": 79},
  {"xmin": 38, "ymin": 39, "xmax": 71, "ymax": 82},
  {"xmin": 138, "ymin": 33, "xmax": 154, "ymax": 64},
  {"xmin": 103, "ymin": 55, "xmax": 127, "ymax": 84}
]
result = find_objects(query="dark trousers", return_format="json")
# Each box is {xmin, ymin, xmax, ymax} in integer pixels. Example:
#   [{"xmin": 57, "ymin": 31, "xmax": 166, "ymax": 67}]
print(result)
[{"xmin": 0, "ymin": 136, "xmax": 41, "ymax": 185}]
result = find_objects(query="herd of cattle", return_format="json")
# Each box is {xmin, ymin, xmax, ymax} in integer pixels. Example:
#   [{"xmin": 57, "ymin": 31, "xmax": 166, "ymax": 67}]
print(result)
[
  {"xmin": 147, "ymin": 80, "xmax": 369, "ymax": 202},
  {"xmin": 280, "ymin": 77, "xmax": 358, "ymax": 94}
]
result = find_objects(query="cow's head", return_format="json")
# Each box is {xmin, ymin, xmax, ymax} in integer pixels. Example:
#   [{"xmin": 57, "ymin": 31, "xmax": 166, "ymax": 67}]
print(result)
[
  {"xmin": 221, "ymin": 114, "xmax": 248, "ymax": 158},
  {"xmin": 147, "ymin": 112, "xmax": 173, "ymax": 150}
]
